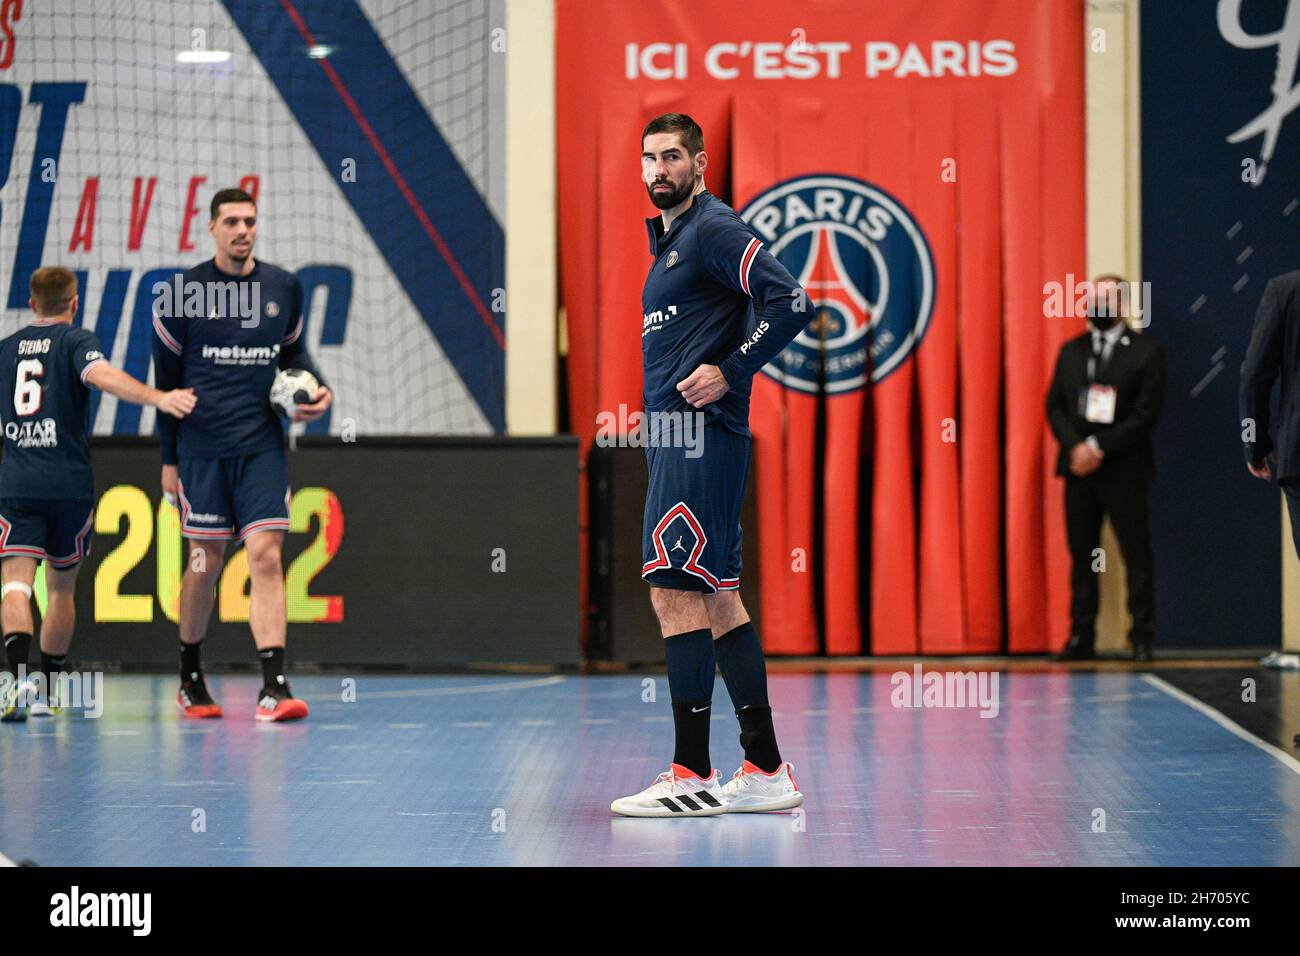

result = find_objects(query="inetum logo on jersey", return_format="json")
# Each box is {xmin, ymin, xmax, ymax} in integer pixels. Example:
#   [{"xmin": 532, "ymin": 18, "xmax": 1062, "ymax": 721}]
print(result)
[
  {"xmin": 200, "ymin": 344, "xmax": 280, "ymax": 366},
  {"xmin": 739, "ymin": 174, "xmax": 935, "ymax": 393}
]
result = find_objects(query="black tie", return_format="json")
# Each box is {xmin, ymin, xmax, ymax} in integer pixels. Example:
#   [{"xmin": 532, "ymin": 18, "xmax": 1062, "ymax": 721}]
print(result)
[{"xmin": 1089, "ymin": 333, "xmax": 1106, "ymax": 381}]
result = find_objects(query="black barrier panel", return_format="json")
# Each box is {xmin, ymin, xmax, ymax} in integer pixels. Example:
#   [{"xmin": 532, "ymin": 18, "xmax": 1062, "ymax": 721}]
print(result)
[
  {"xmin": 8, "ymin": 437, "xmax": 580, "ymax": 668},
  {"xmin": 1141, "ymin": 4, "xmax": 1295, "ymax": 647}
]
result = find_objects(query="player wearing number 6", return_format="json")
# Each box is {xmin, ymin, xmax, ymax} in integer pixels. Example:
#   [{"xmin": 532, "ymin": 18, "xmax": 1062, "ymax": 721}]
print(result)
[
  {"xmin": 0, "ymin": 268, "xmax": 195, "ymax": 722},
  {"xmin": 152, "ymin": 188, "xmax": 332, "ymax": 722}
]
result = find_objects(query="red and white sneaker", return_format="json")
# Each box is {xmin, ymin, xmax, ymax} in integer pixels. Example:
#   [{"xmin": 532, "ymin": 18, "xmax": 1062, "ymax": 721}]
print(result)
[
  {"xmin": 610, "ymin": 764, "xmax": 727, "ymax": 817},
  {"xmin": 720, "ymin": 761, "xmax": 804, "ymax": 812},
  {"xmin": 176, "ymin": 675, "xmax": 223, "ymax": 719},
  {"xmin": 255, "ymin": 683, "xmax": 309, "ymax": 722}
]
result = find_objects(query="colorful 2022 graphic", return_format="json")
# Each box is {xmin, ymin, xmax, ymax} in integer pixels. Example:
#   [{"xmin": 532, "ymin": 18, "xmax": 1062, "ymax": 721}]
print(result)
[{"xmin": 32, "ymin": 486, "xmax": 344, "ymax": 624}]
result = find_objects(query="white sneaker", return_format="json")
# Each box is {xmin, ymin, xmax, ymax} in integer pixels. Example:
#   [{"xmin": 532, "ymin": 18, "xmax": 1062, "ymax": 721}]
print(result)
[
  {"xmin": 610, "ymin": 764, "xmax": 727, "ymax": 817},
  {"xmin": 1, "ymin": 677, "xmax": 39, "ymax": 723},
  {"xmin": 720, "ymin": 761, "xmax": 804, "ymax": 812},
  {"xmin": 29, "ymin": 688, "xmax": 60, "ymax": 717}
]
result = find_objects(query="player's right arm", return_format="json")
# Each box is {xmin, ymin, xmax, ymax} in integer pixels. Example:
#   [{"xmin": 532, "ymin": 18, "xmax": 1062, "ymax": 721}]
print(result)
[
  {"xmin": 74, "ymin": 325, "xmax": 195, "ymax": 418},
  {"xmin": 151, "ymin": 286, "xmax": 188, "ymax": 495},
  {"xmin": 82, "ymin": 363, "xmax": 195, "ymax": 418}
]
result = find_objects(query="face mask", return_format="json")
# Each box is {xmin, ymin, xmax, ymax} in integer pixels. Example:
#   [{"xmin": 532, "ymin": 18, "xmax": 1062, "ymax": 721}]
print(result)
[{"xmin": 1089, "ymin": 310, "xmax": 1119, "ymax": 331}]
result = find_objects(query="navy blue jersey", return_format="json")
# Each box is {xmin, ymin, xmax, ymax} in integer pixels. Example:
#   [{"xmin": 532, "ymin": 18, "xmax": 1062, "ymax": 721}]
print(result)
[
  {"xmin": 152, "ymin": 258, "xmax": 326, "ymax": 464},
  {"xmin": 0, "ymin": 321, "xmax": 106, "ymax": 500},
  {"xmin": 641, "ymin": 190, "xmax": 810, "ymax": 436}
]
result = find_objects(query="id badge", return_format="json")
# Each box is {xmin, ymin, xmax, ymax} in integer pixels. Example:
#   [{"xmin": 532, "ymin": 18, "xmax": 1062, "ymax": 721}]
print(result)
[{"xmin": 1083, "ymin": 384, "xmax": 1116, "ymax": 424}]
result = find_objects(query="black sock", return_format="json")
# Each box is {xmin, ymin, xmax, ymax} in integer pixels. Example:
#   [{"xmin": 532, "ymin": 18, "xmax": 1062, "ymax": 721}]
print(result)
[
  {"xmin": 715, "ymin": 622, "xmax": 782, "ymax": 773},
  {"xmin": 714, "ymin": 621, "xmax": 769, "ymax": 708},
  {"xmin": 41, "ymin": 652, "xmax": 67, "ymax": 693},
  {"xmin": 664, "ymin": 628, "xmax": 715, "ymax": 778},
  {"xmin": 736, "ymin": 705, "xmax": 782, "ymax": 774},
  {"xmin": 4, "ymin": 632, "xmax": 32, "ymax": 677},
  {"xmin": 259, "ymin": 647, "xmax": 286, "ymax": 692},
  {"xmin": 180, "ymin": 641, "xmax": 203, "ymax": 683}
]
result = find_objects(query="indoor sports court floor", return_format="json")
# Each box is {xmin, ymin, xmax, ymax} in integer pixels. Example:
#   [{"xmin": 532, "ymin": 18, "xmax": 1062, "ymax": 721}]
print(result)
[{"xmin": 3, "ymin": 669, "xmax": 1298, "ymax": 866}]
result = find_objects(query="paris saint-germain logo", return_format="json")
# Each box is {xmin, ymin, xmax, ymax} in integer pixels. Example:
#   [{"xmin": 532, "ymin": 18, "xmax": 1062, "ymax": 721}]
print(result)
[{"xmin": 738, "ymin": 174, "xmax": 935, "ymax": 392}]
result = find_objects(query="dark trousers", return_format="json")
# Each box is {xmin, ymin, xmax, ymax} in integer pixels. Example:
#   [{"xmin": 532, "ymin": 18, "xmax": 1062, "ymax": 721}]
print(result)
[{"xmin": 1064, "ymin": 474, "xmax": 1155, "ymax": 646}]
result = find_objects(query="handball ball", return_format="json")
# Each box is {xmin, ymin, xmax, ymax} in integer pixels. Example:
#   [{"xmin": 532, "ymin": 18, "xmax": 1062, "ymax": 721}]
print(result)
[{"xmin": 270, "ymin": 368, "xmax": 320, "ymax": 418}]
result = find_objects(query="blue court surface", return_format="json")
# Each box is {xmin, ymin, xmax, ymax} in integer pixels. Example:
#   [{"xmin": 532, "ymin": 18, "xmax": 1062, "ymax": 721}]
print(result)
[{"xmin": 2, "ymin": 671, "xmax": 1298, "ymax": 866}]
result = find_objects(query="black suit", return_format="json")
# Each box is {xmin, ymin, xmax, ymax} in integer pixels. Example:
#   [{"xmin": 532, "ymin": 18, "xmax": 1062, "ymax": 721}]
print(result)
[
  {"xmin": 1240, "ymin": 270, "xmax": 1300, "ymax": 556},
  {"xmin": 1046, "ymin": 325, "xmax": 1166, "ymax": 648}
]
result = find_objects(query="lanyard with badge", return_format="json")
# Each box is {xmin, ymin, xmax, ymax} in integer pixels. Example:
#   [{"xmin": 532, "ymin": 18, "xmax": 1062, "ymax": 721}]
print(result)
[{"xmin": 1079, "ymin": 334, "xmax": 1117, "ymax": 425}]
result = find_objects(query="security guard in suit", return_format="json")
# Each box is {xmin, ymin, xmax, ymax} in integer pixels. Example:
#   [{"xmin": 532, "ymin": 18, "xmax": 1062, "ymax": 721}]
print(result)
[{"xmin": 1046, "ymin": 276, "xmax": 1167, "ymax": 661}]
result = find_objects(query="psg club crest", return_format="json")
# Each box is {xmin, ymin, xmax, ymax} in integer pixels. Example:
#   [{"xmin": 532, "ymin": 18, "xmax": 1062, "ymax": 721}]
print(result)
[{"xmin": 738, "ymin": 174, "xmax": 935, "ymax": 393}]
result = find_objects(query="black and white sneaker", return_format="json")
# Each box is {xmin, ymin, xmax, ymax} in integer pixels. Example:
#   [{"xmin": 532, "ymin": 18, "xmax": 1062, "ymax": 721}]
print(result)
[
  {"xmin": 610, "ymin": 764, "xmax": 727, "ymax": 817},
  {"xmin": 255, "ymin": 680, "xmax": 308, "ymax": 722},
  {"xmin": 176, "ymin": 673, "xmax": 223, "ymax": 719}
]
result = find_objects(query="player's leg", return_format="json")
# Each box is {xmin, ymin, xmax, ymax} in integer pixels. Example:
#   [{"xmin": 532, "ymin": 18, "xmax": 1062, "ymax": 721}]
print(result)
[
  {"xmin": 705, "ymin": 427, "xmax": 801, "ymax": 811},
  {"xmin": 245, "ymin": 529, "xmax": 286, "ymax": 652},
  {"xmin": 611, "ymin": 435, "xmax": 728, "ymax": 817},
  {"xmin": 35, "ymin": 564, "xmax": 80, "ymax": 715},
  {"xmin": 650, "ymin": 584, "xmax": 715, "ymax": 776},
  {"xmin": 705, "ymin": 591, "xmax": 774, "ymax": 763},
  {"xmin": 608, "ymin": 585, "xmax": 725, "ymax": 816},
  {"xmin": 35, "ymin": 500, "xmax": 95, "ymax": 714},
  {"xmin": 244, "ymin": 529, "xmax": 304, "ymax": 721},
  {"xmin": 705, "ymin": 591, "xmax": 802, "ymax": 811},
  {"xmin": 0, "ymin": 554, "xmax": 39, "ymax": 722},
  {"xmin": 175, "ymin": 457, "xmax": 233, "ymax": 718},
  {"xmin": 175, "ymin": 537, "xmax": 227, "ymax": 717},
  {"xmin": 232, "ymin": 448, "xmax": 304, "ymax": 722}
]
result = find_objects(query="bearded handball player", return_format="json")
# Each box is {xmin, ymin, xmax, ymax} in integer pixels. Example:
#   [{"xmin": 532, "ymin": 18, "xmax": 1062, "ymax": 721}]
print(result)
[
  {"xmin": 152, "ymin": 188, "xmax": 331, "ymax": 722},
  {"xmin": 610, "ymin": 114, "xmax": 813, "ymax": 816},
  {"xmin": 1, "ymin": 267, "xmax": 195, "ymax": 721}
]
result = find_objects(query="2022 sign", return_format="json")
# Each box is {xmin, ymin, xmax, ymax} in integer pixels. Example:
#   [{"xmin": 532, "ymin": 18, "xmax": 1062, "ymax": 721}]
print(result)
[{"xmin": 31, "ymin": 485, "xmax": 344, "ymax": 624}]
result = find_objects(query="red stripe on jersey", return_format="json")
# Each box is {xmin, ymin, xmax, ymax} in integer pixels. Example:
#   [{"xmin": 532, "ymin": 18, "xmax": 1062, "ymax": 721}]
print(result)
[
  {"xmin": 739, "ymin": 238, "xmax": 762, "ymax": 295},
  {"xmin": 152, "ymin": 315, "xmax": 183, "ymax": 355}
]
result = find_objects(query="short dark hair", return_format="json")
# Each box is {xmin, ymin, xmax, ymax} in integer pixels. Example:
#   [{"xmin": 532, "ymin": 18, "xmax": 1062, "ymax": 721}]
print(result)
[
  {"xmin": 210, "ymin": 188, "xmax": 256, "ymax": 221},
  {"xmin": 642, "ymin": 113, "xmax": 704, "ymax": 156},
  {"xmin": 30, "ymin": 266, "xmax": 78, "ymax": 316}
]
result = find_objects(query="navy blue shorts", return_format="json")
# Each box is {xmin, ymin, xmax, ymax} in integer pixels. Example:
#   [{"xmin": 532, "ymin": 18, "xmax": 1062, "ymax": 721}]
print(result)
[
  {"xmin": 641, "ymin": 421, "xmax": 750, "ymax": 592},
  {"xmin": 0, "ymin": 498, "xmax": 95, "ymax": 569},
  {"xmin": 178, "ymin": 447, "xmax": 290, "ymax": 543}
]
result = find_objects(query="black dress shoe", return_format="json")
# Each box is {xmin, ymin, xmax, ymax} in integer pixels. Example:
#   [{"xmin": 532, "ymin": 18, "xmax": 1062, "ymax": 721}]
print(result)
[
  {"xmin": 1132, "ymin": 638, "xmax": 1153, "ymax": 663},
  {"xmin": 1052, "ymin": 634, "xmax": 1096, "ymax": 661}
]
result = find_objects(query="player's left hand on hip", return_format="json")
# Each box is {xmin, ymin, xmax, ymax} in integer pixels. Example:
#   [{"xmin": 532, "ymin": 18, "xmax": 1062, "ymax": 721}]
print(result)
[
  {"xmin": 676, "ymin": 364, "xmax": 729, "ymax": 408},
  {"xmin": 292, "ymin": 386, "xmax": 333, "ymax": 423}
]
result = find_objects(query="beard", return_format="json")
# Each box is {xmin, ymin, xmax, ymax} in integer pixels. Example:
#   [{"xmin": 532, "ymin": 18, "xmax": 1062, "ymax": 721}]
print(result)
[{"xmin": 646, "ymin": 174, "xmax": 696, "ymax": 210}]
